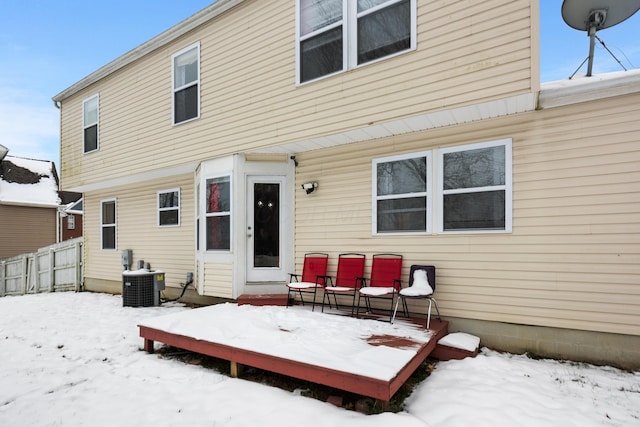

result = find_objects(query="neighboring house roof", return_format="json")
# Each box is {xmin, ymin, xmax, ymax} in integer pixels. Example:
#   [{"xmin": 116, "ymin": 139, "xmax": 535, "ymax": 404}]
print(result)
[{"xmin": 0, "ymin": 155, "xmax": 61, "ymax": 208}]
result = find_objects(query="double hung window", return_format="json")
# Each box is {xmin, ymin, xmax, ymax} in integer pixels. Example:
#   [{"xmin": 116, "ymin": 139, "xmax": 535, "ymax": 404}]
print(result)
[
  {"xmin": 297, "ymin": 0, "xmax": 415, "ymax": 84},
  {"xmin": 439, "ymin": 140, "xmax": 512, "ymax": 232},
  {"xmin": 83, "ymin": 94, "xmax": 99, "ymax": 153},
  {"xmin": 373, "ymin": 152, "xmax": 431, "ymax": 233},
  {"xmin": 373, "ymin": 139, "xmax": 512, "ymax": 234},
  {"xmin": 172, "ymin": 42, "xmax": 200, "ymax": 124},
  {"xmin": 158, "ymin": 188, "xmax": 180, "ymax": 226},
  {"xmin": 205, "ymin": 176, "xmax": 231, "ymax": 250},
  {"xmin": 101, "ymin": 199, "xmax": 117, "ymax": 250}
]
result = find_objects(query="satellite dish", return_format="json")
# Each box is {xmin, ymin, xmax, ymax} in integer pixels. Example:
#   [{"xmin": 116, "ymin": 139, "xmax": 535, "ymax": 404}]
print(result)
[{"xmin": 561, "ymin": 0, "xmax": 640, "ymax": 76}]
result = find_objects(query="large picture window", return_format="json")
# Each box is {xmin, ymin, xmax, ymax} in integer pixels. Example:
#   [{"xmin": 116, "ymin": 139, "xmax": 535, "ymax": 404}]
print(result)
[
  {"xmin": 373, "ymin": 151, "xmax": 431, "ymax": 234},
  {"xmin": 205, "ymin": 176, "xmax": 231, "ymax": 250},
  {"xmin": 101, "ymin": 199, "xmax": 116, "ymax": 250},
  {"xmin": 297, "ymin": 0, "xmax": 415, "ymax": 84},
  {"xmin": 83, "ymin": 94, "xmax": 99, "ymax": 153},
  {"xmin": 438, "ymin": 139, "xmax": 512, "ymax": 233},
  {"xmin": 158, "ymin": 188, "xmax": 180, "ymax": 227},
  {"xmin": 172, "ymin": 42, "xmax": 200, "ymax": 124}
]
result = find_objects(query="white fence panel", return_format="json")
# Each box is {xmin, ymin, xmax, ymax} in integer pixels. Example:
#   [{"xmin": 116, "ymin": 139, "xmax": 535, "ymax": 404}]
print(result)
[{"xmin": 0, "ymin": 238, "xmax": 83, "ymax": 297}]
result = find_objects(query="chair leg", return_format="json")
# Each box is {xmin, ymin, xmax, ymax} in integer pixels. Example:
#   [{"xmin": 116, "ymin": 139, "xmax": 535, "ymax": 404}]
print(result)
[
  {"xmin": 426, "ymin": 299, "xmax": 432, "ymax": 329},
  {"xmin": 311, "ymin": 287, "xmax": 317, "ymax": 311},
  {"xmin": 391, "ymin": 297, "xmax": 402, "ymax": 323},
  {"xmin": 431, "ymin": 297, "xmax": 441, "ymax": 320}
]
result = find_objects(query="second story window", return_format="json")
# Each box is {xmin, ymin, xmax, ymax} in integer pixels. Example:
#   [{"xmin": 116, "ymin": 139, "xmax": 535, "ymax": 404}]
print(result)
[
  {"xmin": 83, "ymin": 94, "xmax": 99, "ymax": 153},
  {"xmin": 172, "ymin": 42, "xmax": 200, "ymax": 125},
  {"xmin": 297, "ymin": 0, "xmax": 415, "ymax": 84}
]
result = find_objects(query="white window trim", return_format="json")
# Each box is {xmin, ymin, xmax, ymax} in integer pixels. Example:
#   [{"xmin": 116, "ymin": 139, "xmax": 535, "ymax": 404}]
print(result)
[
  {"xmin": 100, "ymin": 198, "xmax": 117, "ymax": 251},
  {"xmin": 171, "ymin": 41, "xmax": 201, "ymax": 125},
  {"xmin": 436, "ymin": 138, "xmax": 513, "ymax": 234},
  {"xmin": 372, "ymin": 150, "xmax": 432, "ymax": 235},
  {"xmin": 157, "ymin": 188, "xmax": 181, "ymax": 227},
  {"xmin": 82, "ymin": 94, "xmax": 99, "ymax": 154},
  {"xmin": 67, "ymin": 215, "xmax": 75, "ymax": 230},
  {"xmin": 296, "ymin": 0, "xmax": 416, "ymax": 85},
  {"xmin": 204, "ymin": 174, "xmax": 232, "ymax": 252}
]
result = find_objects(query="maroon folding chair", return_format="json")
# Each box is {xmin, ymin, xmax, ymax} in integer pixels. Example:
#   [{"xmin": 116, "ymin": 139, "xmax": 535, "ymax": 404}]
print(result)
[
  {"xmin": 286, "ymin": 253, "xmax": 328, "ymax": 311},
  {"xmin": 321, "ymin": 253, "xmax": 366, "ymax": 315},
  {"xmin": 356, "ymin": 254, "xmax": 402, "ymax": 320}
]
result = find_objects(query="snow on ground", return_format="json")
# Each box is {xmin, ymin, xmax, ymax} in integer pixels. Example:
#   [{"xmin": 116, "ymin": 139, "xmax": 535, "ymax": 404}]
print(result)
[{"xmin": 1, "ymin": 292, "xmax": 639, "ymax": 427}]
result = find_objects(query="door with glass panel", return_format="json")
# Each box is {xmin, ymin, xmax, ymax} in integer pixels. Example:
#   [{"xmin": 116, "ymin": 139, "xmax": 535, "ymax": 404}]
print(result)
[{"xmin": 246, "ymin": 176, "xmax": 286, "ymax": 282}]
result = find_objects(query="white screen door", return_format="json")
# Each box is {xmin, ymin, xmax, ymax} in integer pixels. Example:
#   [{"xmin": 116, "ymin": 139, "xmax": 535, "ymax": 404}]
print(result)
[{"xmin": 246, "ymin": 176, "xmax": 286, "ymax": 282}]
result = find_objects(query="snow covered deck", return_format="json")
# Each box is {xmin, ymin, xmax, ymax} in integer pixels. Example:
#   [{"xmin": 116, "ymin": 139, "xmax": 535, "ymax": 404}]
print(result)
[{"xmin": 138, "ymin": 303, "xmax": 448, "ymax": 403}]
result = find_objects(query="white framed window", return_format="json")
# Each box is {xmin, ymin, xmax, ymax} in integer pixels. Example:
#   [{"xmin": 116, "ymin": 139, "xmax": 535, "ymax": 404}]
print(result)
[
  {"xmin": 373, "ymin": 151, "xmax": 432, "ymax": 234},
  {"xmin": 296, "ymin": 0, "xmax": 416, "ymax": 84},
  {"xmin": 205, "ymin": 175, "xmax": 231, "ymax": 250},
  {"xmin": 101, "ymin": 198, "xmax": 117, "ymax": 250},
  {"xmin": 172, "ymin": 42, "xmax": 200, "ymax": 125},
  {"xmin": 438, "ymin": 138, "xmax": 512, "ymax": 233},
  {"xmin": 158, "ymin": 188, "xmax": 180, "ymax": 227},
  {"xmin": 67, "ymin": 215, "xmax": 75, "ymax": 230},
  {"xmin": 82, "ymin": 94, "xmax": 99, "ymax": 153}
]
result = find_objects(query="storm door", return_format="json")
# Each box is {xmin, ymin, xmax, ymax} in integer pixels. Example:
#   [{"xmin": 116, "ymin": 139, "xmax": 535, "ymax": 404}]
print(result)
[{"xmin": 246, "ymin": 176, "xmax": 286, "ymax": 282}]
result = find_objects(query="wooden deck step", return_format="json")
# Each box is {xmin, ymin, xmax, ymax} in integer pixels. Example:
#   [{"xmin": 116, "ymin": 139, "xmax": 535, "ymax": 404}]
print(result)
[
  {"xmin": 430, "ymin": 332, "xmax": 480, "ymax": 361},
  {"xmin": 237, "ymin": 294, "xmax": 290, "ymax": 306}
]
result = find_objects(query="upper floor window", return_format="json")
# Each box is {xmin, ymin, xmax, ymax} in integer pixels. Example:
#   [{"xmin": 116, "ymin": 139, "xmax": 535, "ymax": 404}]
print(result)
[
  {"xmin": 158, "ymin": 188, "xmax": 180, "ymax": 227},
  {"xmin": 297, "ymin": 0, "xmax": 415, "ymax": 84},
  {"xmin": 373, "ymin": 151, "xmax": 431, "ymax": 234},
  {"xmin": 172, "ymin": 42, "xmax": 200, "ymax": 124},
  {"xmin": 101, "ymin": 198, "xmax": 117, "ymax": 250},
  {"xmin": 83, "ymin": 94, "xmax": 99, "ymax": 153},
  {"xmin": 206, "ymin": 176, "xmax": 231, "ymax": 250},
  {"xmin": 438, "ymin": 139, "xmax": 512, "ymax": 233}
]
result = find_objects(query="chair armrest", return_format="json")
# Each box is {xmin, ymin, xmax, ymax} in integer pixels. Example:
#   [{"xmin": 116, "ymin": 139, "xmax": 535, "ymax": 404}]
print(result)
[
  {"xmin": 356, "ymin": 277, "xmax": 367, "ymax": 288},
  {"xmin": 289, "ymin": 273, "xmax": 300, "ymax": 283},
  {"xmin": 317, "ymin": 275, "xmax": 333, "ymax": 287},
  {"xmin": 394, "ymin": 278, "xmax": 402, "ymax": 291}
]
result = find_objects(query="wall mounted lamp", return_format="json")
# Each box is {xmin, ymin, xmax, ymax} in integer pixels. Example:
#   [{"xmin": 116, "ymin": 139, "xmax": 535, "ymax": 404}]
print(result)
[{"xmin": 301, "ymin": 182, "xmax": 318, "ymax": 194}]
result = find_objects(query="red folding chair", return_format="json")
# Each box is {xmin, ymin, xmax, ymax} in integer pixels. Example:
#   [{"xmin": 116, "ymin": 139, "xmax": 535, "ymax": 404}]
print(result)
[
  {"xmin": 286, "ymin": 253, "xmax": 328, "ymax": 311},
  {"xmin": 321, "ymin": 253, "xmax": 366, "ymax": 315},
  {"xmin": 356, "ymin": 254, "xmax": 402, "ymax": 320}
]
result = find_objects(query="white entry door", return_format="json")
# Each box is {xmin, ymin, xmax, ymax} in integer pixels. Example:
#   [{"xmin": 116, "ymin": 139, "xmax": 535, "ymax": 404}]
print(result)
[{"xmin": 246, "ymin": 176, "xmax": 287, "ymax": 282}]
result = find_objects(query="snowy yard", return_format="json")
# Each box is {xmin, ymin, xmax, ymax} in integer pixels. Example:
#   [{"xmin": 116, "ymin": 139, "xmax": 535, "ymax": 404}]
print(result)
[{"xmin": 1, "ymin": 292, "xmax": 638, "ymax": 427}]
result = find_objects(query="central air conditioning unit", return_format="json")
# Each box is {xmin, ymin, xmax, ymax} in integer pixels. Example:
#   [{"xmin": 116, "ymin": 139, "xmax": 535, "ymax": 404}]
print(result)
[{"xmin": 122, "ymin": 270, "xmax": 165, "ymax": 307}]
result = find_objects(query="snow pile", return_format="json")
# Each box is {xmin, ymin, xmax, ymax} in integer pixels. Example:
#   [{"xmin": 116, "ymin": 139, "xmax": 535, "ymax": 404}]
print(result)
[{"xmin": 1, "ymin": 292, "xmax": 639, "ymax": 427}]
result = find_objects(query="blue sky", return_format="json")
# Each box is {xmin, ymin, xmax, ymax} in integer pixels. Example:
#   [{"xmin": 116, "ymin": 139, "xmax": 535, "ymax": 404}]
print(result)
[{"xmin": 1, "ymin": 1, "xmax": 639, "ymax": 170}]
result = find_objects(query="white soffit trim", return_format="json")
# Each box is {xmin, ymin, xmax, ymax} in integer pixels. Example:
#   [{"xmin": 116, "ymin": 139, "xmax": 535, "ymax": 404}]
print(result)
[
  {"xmin": 52, "ymin": 0, "xmax": 245, "ymax": 102},
  {"xmin": 66, "ymin": 161, "xmax": 199, "ymax": 193},
  {"xmin": 252, "ymin": 92, "xmax": 537, "ymax": 154},
  {"xmin": 539, "ymin": 69, "xmax": 640, "ymax": 109}
]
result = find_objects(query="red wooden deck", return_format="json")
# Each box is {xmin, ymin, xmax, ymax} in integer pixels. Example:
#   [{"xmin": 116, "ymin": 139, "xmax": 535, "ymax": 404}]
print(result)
[{"xmin": 139, "ymin": 308, "xmax": 448, "ymax": 403}]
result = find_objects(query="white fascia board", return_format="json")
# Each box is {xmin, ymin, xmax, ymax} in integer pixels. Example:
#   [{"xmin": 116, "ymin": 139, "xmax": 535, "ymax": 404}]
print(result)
[
  {"xmin": 52, "ymin": 0, "xmax": 246, "ymax": 103},
  {"xmin": 65, "ymin": 161, "xmax": 199, "ymax": 193},
  {"xmin": 539, "ymin": 69, "xmax": 640, "ymax": 109}
]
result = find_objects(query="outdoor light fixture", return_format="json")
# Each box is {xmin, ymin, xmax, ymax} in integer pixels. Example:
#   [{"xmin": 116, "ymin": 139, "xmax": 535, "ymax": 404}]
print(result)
[{"xmin": 301, "ymin": 182, "xmax": 318, "ymax": 194}]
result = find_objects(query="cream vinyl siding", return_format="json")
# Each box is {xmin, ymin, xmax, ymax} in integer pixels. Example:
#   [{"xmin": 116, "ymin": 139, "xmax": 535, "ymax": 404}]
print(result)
[
  {"xmin": 293, "ymin": 92, "xmax": 640, "ymax": 337},
  {"xmin": 83, "ymin": 174, "xmax": 194, "ymax": 289},
  {"xmin": 203, "ymin": 262, "xmax": 233, "ymax": 298},
  {"xmin": 59, "ymin": 0, "xmax": 534, "ymax": 189},
  {"xmin": 0, "ymin": 205, "xmax": 57, "ymax": 259}
]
